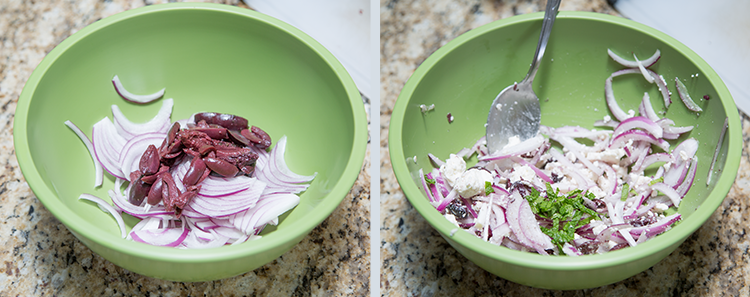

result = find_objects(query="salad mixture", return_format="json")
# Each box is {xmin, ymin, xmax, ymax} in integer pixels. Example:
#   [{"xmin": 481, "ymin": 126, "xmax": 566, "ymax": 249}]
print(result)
[
  {"xmin": 66, "ymin": 75, "xmax": 315, "ymax": 248},
  {"xmin": 421, "ymin": 49, "xmax": 719, "ymax": 255}
]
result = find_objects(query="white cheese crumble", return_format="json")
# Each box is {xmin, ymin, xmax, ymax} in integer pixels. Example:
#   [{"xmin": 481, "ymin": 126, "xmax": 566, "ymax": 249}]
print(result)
[
  {"xmin": 439, "ymin": 154, "xmax": 466, "ymax": 186},
  {"xmin": 454, "ymin": 168, "xmax": 493, "ymax": 198},
  {"xmin": 509, "ymin": 164, "xmax": 536, "ymax": 183}
]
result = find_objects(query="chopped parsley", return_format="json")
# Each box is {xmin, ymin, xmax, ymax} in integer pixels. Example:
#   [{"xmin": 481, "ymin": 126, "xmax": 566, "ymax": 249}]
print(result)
[
  {"xmin": 524, "ymin": 183, "xmax": 598, "ymax": 251},
  {"xmin": 425, "ymin": 176, "xmax": 436, "ymax": 185},
  {"xmin": 485, "ymin": 181, "xmax": 494, "ymax": 196},
  {"xmin": 620, "ymin": 183, "xmax": 630, "ymax": 201}
]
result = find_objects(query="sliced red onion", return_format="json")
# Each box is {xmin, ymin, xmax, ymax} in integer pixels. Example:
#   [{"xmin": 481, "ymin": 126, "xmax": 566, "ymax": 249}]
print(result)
[
  {"xmin": 130, "ymin": 217, "xmax": 189, "ymax": 247},
  {"xmin": 707, "ymin": 117, "xmax": 729, "ymax": 185},
  {"xmin": 607, "ymin": 49, "xmax": 661, "ymax": 68},
  {"xmin": 675, "ymin": 77, "xmax": 703, "ymax": 112},
  {"xmin": 605, "ymin": 69, "xmax": 640, "ymax": 121},
  {"xmin": 610, "ymin": 130, "xmax": 670, "ymax": 152},
  {"xmin": 639, "ymin": 92, "xmax": 661, "ymax": 122},
  {"xmin": 108, "ymin": 188, "xmax": 174, "ymax": 220},
  {"xmin": 65, "ymin": 120, "xmax": 103, "ymax": 187},
  {"xmin": 613, "ymin": 116, "xmax": 662, "ymax": 139},
  {"xmin": 227, "ymin": 193, "xmax": 301, "ymax": 235},
  {"xmin": 651, "ymin": 182, "xmax": 682, "ymax": 207},
  {"xmin": 634, "ymin": 54, "xmax": 655, "ymax": 83},
  {"xmin": 111, "ymin": 98, "xmax": 173, "ymax": 140},
  {"xmin": 79, "ymin": 194, "xmax": 127, "ymax": 238},
  {"xmin": 184, "ymin": 179, "xmax": 265, "ymax": 218},
  {"xmin": 634, "ymin": 152, "xmax": 674, "ymax": 172},
  {"xmin": 92, "ymin": 118, "xmax": 127, "ymax": 179},
  {"xmin": 112, "ymin": 75, "xmax": 166, "ymax": 104},
  {"xmin": 676, "ymin": 158, "xmax": 698, "ymax": 196},
  {"xmin": 650, "ymin": 71, "xmax": 671, "ymax": 108},
  {"xmin": 628, "ymin": 213, "xmax": 681, "ymax": 238},
  {"xmin": 419, "ymin": 168, "xmax": 435, "ymax": 203}
]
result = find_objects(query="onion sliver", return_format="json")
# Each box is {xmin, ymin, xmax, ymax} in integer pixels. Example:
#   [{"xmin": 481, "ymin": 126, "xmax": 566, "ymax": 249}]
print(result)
[
  {"xmin": 92, "ymin": 118, "xmax": 127, "ymax": 179},
  {"xmin": 613, "ymin": 116, "xmax": 662, "ymax": 139},
  {"xmin": 112, "ymin": 75, "xmax": 165, "ymax": 104},
  {"xmin": 79, "ymin": 194, "xmax": 127, "ymax": 238},
  {"xmin": 227, "ymin": 192, "xmax": 301, "ymax": 234},
  {"xmin": 607, "ymin": 48, "xmax": 661, "ymax": 68},
  {"xmin": 111, "ymin": 98, "xmax": 173, "ymax": 140},
  {"xmin": 130, "ymin": 217, "xmax": 189, "ymax": 247},
  {"xmin": 707, "ymin": 117, "xmax": 729, "ymax": 185},
  {"xmin": 634, "ymin": 54, "xmax": 655, "ymax": 83},
  {"xmin": 675, "ymin": 77, "xmax": 704, "ymax": 112},
  {"xmin": 65, "ymin": 120, "xmax": 103, "ymax": 187}
]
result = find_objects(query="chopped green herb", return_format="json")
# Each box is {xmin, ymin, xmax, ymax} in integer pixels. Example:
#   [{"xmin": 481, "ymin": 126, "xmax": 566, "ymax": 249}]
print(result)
[
  {"xmin": 621, "ymin": 183, "xmax": 630, "ymax": 201},
  {"xmin": 649, "ymin": 177, "xmax": 664, "ymax": 186},
  {"xmin": 485, "ymin": 181, "xmax": 494, "ymax": 196},
  {"xmin": 425, "ymin": 176, "xmax": 436, "ymax": 185},
  {"xmin": 524, "ymin": 183, "xmax": 598, "ymax": 251}
]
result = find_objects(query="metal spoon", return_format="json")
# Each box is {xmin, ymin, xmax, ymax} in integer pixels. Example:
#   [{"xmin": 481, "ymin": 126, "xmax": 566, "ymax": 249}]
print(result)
[{"xmin": 485, "ymin": 0, "xmax": 560, "ymax": 154}]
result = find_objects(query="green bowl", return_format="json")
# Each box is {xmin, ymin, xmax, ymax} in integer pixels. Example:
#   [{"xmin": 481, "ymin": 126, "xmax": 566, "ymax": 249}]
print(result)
[
  {"xmin": 389, "ymin": 11, "xmax": 741, "ymax": 290},
  {"xmin": 14, "ymin": 3, "xmax": 367, "ymax": 282}
]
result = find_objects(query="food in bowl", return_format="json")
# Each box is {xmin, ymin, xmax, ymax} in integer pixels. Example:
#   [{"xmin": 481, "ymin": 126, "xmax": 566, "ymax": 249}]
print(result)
[
  {"xmin": 66, "ymin": 75, "xmax": 314, "ymax": 248},
  {"xmin": 420, "ymin": 48, "xmax": 725, "ymax": 255}
]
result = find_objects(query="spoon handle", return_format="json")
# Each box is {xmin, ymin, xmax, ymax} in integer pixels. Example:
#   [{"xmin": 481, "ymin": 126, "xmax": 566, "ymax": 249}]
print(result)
[{"xmin": 524, "ymin": 0, "xmax": 561, "ymax": 84}]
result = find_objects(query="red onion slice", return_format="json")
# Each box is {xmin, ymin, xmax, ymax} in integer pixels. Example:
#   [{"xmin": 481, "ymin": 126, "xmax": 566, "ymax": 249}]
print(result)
[
  {"xmin": 112, "ymin": 75, "xmax": 166, "ymax": 104},
  {"xmin": 111, "ymin": 98, "xmax": 173, "ymax": 140},
  {"xmin": 92, "ymin": 118, "xmax": 127, "ymax": 179},
  {"xmin": 184, "ymin": 179, "xmax": 266, "ymax": 218},
  {"xmin": 651, "ymin": 182, "xmax": 682, "ymax": 207},
  {"xmin": 65, "ymin": 120, "xmax": 103, "ymax": 187},
  {"xmin": 607, "ymin": 49, "xmax": 661, "ymax": 68},
  {"xmin": 675, "ymin": 77, "xmax": 703, "ymax": 112},
  {"xmin": 227, "ymin": 193, "xmax": 301, "ymax": 235},
  {"xmin": 130, "ymin": 217, "xmax": 189, "ymax": 247},
  {"xmin": 707, "ymin": 117, "xmax": 729, "ymax": 185},
  {"xmin": 634, "ymin": 54, "xmax": 655, "ymax": 83},
  {"xmin": 614, "ymin": 116, "xmax": 662, "ymax": 139},
  {"xmin": 610, "ymin": 130, "xmax": 670, "ymax": 152},
  {"xmin": 79, "ymin": 193, "xmax": 127, "ymax": 238}
]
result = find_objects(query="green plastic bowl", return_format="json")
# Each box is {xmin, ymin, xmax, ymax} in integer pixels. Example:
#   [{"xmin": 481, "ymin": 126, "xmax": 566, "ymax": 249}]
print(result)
[
  {"xmin": 389, "ymin": 11, "xmax": 741, "ymax": 290},
  {"xmin": 14, "ymin": 3, "xmax": 367, "ymax": 282}
]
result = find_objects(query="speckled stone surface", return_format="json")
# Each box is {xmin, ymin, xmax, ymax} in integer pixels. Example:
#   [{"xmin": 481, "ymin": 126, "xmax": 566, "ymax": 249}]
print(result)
[
  {"xmin": 381, "ymin": 0, "xmax": 750, "ymax": 295},
  {"xmin": 0, "ymin": 1, "xmax": 370, "ymax": 296}
]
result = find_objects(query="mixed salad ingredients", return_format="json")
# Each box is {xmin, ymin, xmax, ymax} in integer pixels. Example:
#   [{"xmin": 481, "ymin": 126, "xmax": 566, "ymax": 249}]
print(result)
[
  {"xmin": 66, "ymin": 75, "xmax": 315, "ymax": 248},
  {"xmin": 421, "ymin": 49, "xmax": 722, "ymax": 255}
]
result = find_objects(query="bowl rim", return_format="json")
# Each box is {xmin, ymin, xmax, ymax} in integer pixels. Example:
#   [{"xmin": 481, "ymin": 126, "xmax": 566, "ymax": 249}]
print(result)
[
  {"xmin": 389, "ymin": 11, "xmax": 741, "ymax": 271},
  {"xmin": 13, "ymin": 3, "xmax": 367, "ymax": 264}
]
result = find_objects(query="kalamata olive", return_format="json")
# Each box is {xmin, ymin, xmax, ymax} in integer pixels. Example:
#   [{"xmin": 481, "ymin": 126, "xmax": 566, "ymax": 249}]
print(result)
[
  {"xmin": 251, "ymin": 126, "xmax": 272, "ymax": 149},
  {"xmin": 193, "ymin": 127, "xmax": 227, "ymax": 140},
  {"xmin": 147, "ymin": 176, "xmax": 164, "ymax": 205},
  {"xmin": 183, "ymin": 157, "xmax": 206, "ymax": 187},
  {"xmin": 139, "ymin": 144, "xmax": 160, "ymax": 176},
  {"xmin": 240, "ymin": 128, "xmax": 262, "ymax": 144},
  {"xmin": 203, "ymin": 157, "xmax": 239, "ymax": 177},
  {"xmin": 167, "ymin": 122, "xmax": 181, "ymax": 144},
  {"xmin": 227, "ymin": 129, "xmax": 251, "ymax": 146},
  {"xmin": 160, "ymin": 172, "xmax": 181, "ymax": 212},
  {"xmin": 194, "ymin": 112, "xmax": 248, "ymax": 130},
  {"xmin": 128, "ymin": 179, "xmax": 151, "ymax": 206}
]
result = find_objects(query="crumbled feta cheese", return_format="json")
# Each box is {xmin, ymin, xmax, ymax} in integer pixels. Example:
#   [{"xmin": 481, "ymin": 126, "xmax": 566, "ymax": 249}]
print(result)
[
  {"xmin": 627, "ymin": 109, "xmax": 635, "ymax": 117},
  {"xmin": 454, "ymin": 168, "xmax": 493, "ymax": 198},
  {"xmin": 608, "ymin": 240, "xmax": 619, "ymax": 249},
  {"xmin": 509, "ymin": 164, "xmax": 536, "ymax": 183},
  {"xmin": 586, "ymin": 148, "xmax": 625, "ymax": 164},
  {"xmin": 439, "ymin": 154, "xmax": 466, "ymax": 186},
  {"xmin": 419, "ymin": 104, "xmax": 435, "ymax": 113},
  {"xmin": 504, "ymin": 135, "xmax": 521, "ymax": 149},
  {"xmin": 450, "ymin": 228, "xmax": 459, "ymax": 236},
  {"xmin": 495, "ymin": 103, "xmax": 503, "ymax": 111},
  {"xmin": 653, "ymin": 203, "xmax": 669, "ymax": 213},
  {"xmin": 679, "ymin": 150, "xmax": 689, "ymax": 161},
  {"xmin": 603, "ymin": 115, "xmax": 612, "ymax": 122},
  {"xmin": 445, "ymin": 213, "xmax": 459, "ymax": 226}
]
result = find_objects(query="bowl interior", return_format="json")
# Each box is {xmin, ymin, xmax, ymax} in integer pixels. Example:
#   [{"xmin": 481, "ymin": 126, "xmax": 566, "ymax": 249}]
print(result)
[
  {"xmin": 390, "ymin": 11, "xmax": 741, "ymax": 289},
  {"xmin": 14, "ymin": 3, "xmax": 366, "ymax": 281}
]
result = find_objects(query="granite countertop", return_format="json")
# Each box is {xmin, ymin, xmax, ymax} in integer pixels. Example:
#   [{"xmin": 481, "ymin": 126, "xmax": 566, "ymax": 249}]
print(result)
[
  {"xmin": 0, "ymin": 1, "xmax": 369, "ymax": 296},
  {"xmin": 380, "ymin": 0, "xmax": 750, "ymax": 295}
]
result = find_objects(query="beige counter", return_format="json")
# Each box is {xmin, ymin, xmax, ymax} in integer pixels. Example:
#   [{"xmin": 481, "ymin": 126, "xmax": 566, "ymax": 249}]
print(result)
[
  {"xmin": 380, "ymin": 0, "xmax": 750, "ymax": 295},
  {"xmin": 0, "ymin": 0, "xmax": 370, "ymax": 295}
]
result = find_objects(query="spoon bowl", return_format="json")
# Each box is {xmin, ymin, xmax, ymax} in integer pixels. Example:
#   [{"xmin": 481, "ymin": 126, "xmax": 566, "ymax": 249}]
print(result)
[{"xmin": 486, "ymin": 0, "xmax": 560, "ymax": 153}]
